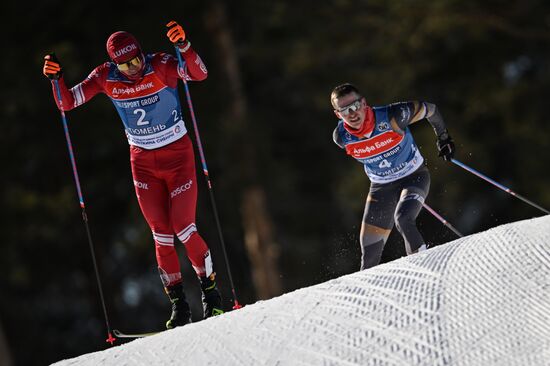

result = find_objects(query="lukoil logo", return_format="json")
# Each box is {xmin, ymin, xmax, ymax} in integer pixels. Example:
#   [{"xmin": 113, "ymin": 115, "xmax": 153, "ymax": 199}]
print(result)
[
  {"xmin": 134, "ymin": 180, "xmax": 149, "ymax": 190},
  {"xmin": 171, "ymin": 180, "xmax": 193, "ymax": 198},
  {"xmin": 115, "ymin": 44, "xmax": 137, "ymax": 58}
]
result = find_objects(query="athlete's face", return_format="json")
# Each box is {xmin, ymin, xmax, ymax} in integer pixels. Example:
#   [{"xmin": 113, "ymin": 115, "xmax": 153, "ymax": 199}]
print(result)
[
  {"xmin": 333, "ymin": 92, "xmax": 367, "ymax": 129},
  {"xmin": 117, "ymin": 55, "xmax": 144, "ymax": 79}
]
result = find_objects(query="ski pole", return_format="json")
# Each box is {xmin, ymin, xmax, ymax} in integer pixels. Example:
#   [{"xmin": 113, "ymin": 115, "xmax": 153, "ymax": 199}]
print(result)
[
  {"xmin": 451, "ymin": 158, "xmax": 549, "ymax": 215},
  {"xmin": 173, "ymin": 47, "xmax": 242, "ymax": 310},
  {"xmin": 52, "ymin": 80, "xmax": 116, "ymax": 345},
  {"xmin": 422, "ymin": 203, "xmax": 464, "ymax": 238}
]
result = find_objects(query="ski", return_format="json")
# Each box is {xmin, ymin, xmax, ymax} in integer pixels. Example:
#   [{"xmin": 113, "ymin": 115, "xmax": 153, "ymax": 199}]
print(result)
[{"xmin": 112, "ymin": 329, "xmax": 162, "ymax": 338}]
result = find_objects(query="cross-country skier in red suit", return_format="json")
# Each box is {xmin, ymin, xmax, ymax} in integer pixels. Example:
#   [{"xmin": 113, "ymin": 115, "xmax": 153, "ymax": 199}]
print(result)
[{"xmin": 43, "ymin": 21, "xmax": 224, "ymax": 329}]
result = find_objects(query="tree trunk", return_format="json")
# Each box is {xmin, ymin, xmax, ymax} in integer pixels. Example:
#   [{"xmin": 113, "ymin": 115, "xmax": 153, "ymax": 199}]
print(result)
[
  {"xmin": 241, "ymin": 187, "xmax": 282, "ymax": 298},
  {"xmin": 204, "ymin": 0, "xmax": 282, "ymax": 299},
  {"xmin": 0, "ymin": 322, "xmax": 13, "ymax": 366}
]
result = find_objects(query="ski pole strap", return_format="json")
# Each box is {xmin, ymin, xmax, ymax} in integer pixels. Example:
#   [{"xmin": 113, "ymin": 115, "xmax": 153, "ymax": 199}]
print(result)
[
  {"xmin": 451, "ymin": 158, "xmax": 549, "ymax": 214},
  {"xmin": 53, "ymin": 80, "xmax": 85, "ymax": 208}
]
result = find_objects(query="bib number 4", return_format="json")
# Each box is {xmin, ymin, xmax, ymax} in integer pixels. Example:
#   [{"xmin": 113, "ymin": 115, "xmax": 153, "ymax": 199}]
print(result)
[{"xmin": 379, "ymin": 159, "xmax": 392, "ymax": 169}]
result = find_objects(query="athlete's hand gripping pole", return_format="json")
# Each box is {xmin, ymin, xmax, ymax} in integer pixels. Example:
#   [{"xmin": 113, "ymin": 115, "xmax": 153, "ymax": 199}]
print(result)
[{"xmin": 43, "ymin": 53, "xmax": 63, "ymax": 80}]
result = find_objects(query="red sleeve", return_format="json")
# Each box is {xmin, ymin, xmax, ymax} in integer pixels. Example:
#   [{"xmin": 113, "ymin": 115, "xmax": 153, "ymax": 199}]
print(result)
[
  {"xmin": 151, "ymin": 44, "xmax": 208, "ymax": 87},
  {"xmin": 50, "ymin": 63, "xmax": 109, "ymax": 111},
  {"xmin": 179, "ymin": 44, "xmax": 208, "ymax": 81}
]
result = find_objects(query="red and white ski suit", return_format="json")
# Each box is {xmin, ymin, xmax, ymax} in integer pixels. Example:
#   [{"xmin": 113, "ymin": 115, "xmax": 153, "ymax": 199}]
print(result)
[{"xmin": 50, "ymin": 46, "xmax": 213, "ymax": 287}]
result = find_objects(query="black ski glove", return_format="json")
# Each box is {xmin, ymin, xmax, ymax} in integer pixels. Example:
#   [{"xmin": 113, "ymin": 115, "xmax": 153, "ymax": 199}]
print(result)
[{"xmin": 436, "ymin": 131, "xmax": 455, "ymax": 161}]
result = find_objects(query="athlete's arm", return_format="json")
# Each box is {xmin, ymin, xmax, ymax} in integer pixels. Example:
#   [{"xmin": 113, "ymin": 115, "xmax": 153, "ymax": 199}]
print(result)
[
  {"xmin": 177, "ymin": 43, "xmax": 208, "ymax": 81},
  {"xmin": 389, "ymin": 101, "xmax": 448, "ymax": 137},
  {"xmin": 50, "ymin": 64, "xmax": 108, "ymax": 111},
  {"xmin": 155, "ymin": 44, "xmax": 208, "ymax": 85},
  {"xmin": 333, "ymin": 125, "xmax": 345, "ymax": 149}
]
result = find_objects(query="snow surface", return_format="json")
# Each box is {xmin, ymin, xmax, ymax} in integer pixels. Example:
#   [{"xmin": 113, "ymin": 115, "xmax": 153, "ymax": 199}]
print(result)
[{"xmin": 52, "ymin": 215, "xmax": 550, "ymax": 366}]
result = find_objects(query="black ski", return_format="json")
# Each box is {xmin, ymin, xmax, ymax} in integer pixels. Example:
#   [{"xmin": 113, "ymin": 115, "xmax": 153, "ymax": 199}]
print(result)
[{"xmin": 113, "ymin": 329, "xmax": 161, "ymax": 338}]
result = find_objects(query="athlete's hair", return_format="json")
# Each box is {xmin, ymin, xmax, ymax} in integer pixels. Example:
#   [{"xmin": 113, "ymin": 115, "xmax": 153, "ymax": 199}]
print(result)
[{"xmin": 330, "ymin": 83, "xmax": 361, "ymax": 108}]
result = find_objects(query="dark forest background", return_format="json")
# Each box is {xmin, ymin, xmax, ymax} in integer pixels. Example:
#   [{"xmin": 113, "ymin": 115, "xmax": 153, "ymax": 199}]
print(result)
[{"xmin": 2, "ymin": 1, "xmax": 550, "ymax": 365}]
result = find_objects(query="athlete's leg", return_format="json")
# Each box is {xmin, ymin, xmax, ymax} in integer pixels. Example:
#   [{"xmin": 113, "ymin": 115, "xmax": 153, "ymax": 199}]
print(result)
[
  {"xmin": 360, "ymin": 183, "xmax": 399, "ymax": 270},
  {"xmin": 394, "ymin": 166, "xmax": 431, "ymax": 255},
  {"xmin": 130, "ymin": 146, "xmax": 182, "ymax": 287},
  {"xmin": 359, "ymin": 223, "xmax": 391, "ymax": 269},
  {"xmin": 162, "ymin": 136, "xmax": 212, "ymax": 278},
  {"xmin": 162, "ymin": 137, "xmax": 223, "ymax": 318}
]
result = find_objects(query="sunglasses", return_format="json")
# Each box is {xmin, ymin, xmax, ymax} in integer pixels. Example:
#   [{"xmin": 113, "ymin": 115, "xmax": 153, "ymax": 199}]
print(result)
[
  {"xmin": 117, "ymin": 56, "xmax": 142, "ymax": 71},
  {"xmin": 336, "ymin": 99, "xmax": 363, "ymax": 116}
]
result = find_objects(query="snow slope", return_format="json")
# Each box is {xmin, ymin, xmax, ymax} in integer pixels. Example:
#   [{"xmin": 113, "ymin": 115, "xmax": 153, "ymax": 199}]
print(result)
[{"xmin": 53, "ymin": 215, "xmax": 550, "ymax": 366}]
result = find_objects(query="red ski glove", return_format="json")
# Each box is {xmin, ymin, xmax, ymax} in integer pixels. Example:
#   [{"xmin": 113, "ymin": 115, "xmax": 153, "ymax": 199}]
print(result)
[
  {"xmin": 166, "ymin": 20, "xmax": 186, "ymax": 45},
  {"xmin": 43, "ymin": 53, "xmax": 62, "ymax": 80}
]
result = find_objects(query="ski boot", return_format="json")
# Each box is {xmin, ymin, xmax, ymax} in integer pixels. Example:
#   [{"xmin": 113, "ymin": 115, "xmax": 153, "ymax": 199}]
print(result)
[
  {"xmin": 165, "ymin": 283, "xmax": 192, "ymax": 329},
  {"xmin": 200, "ymin": 273, "xmax": 224, "ymax": 319}
]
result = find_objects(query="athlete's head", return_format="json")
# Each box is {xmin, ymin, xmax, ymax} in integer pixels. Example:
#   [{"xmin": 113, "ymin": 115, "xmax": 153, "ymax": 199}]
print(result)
[
  {"xmin": 106, "ymin": 31, "xmax": 144, "ymax": 80},
  {"xmin": 331, "ymin": 83, "xmax": 373, "ymax": 130}
]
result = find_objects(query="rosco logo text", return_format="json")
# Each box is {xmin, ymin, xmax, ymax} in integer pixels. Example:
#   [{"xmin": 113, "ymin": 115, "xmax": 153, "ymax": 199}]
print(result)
[{"xmin": 171, "ymin": 180, "xmax": 193, "ymax": 198}]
